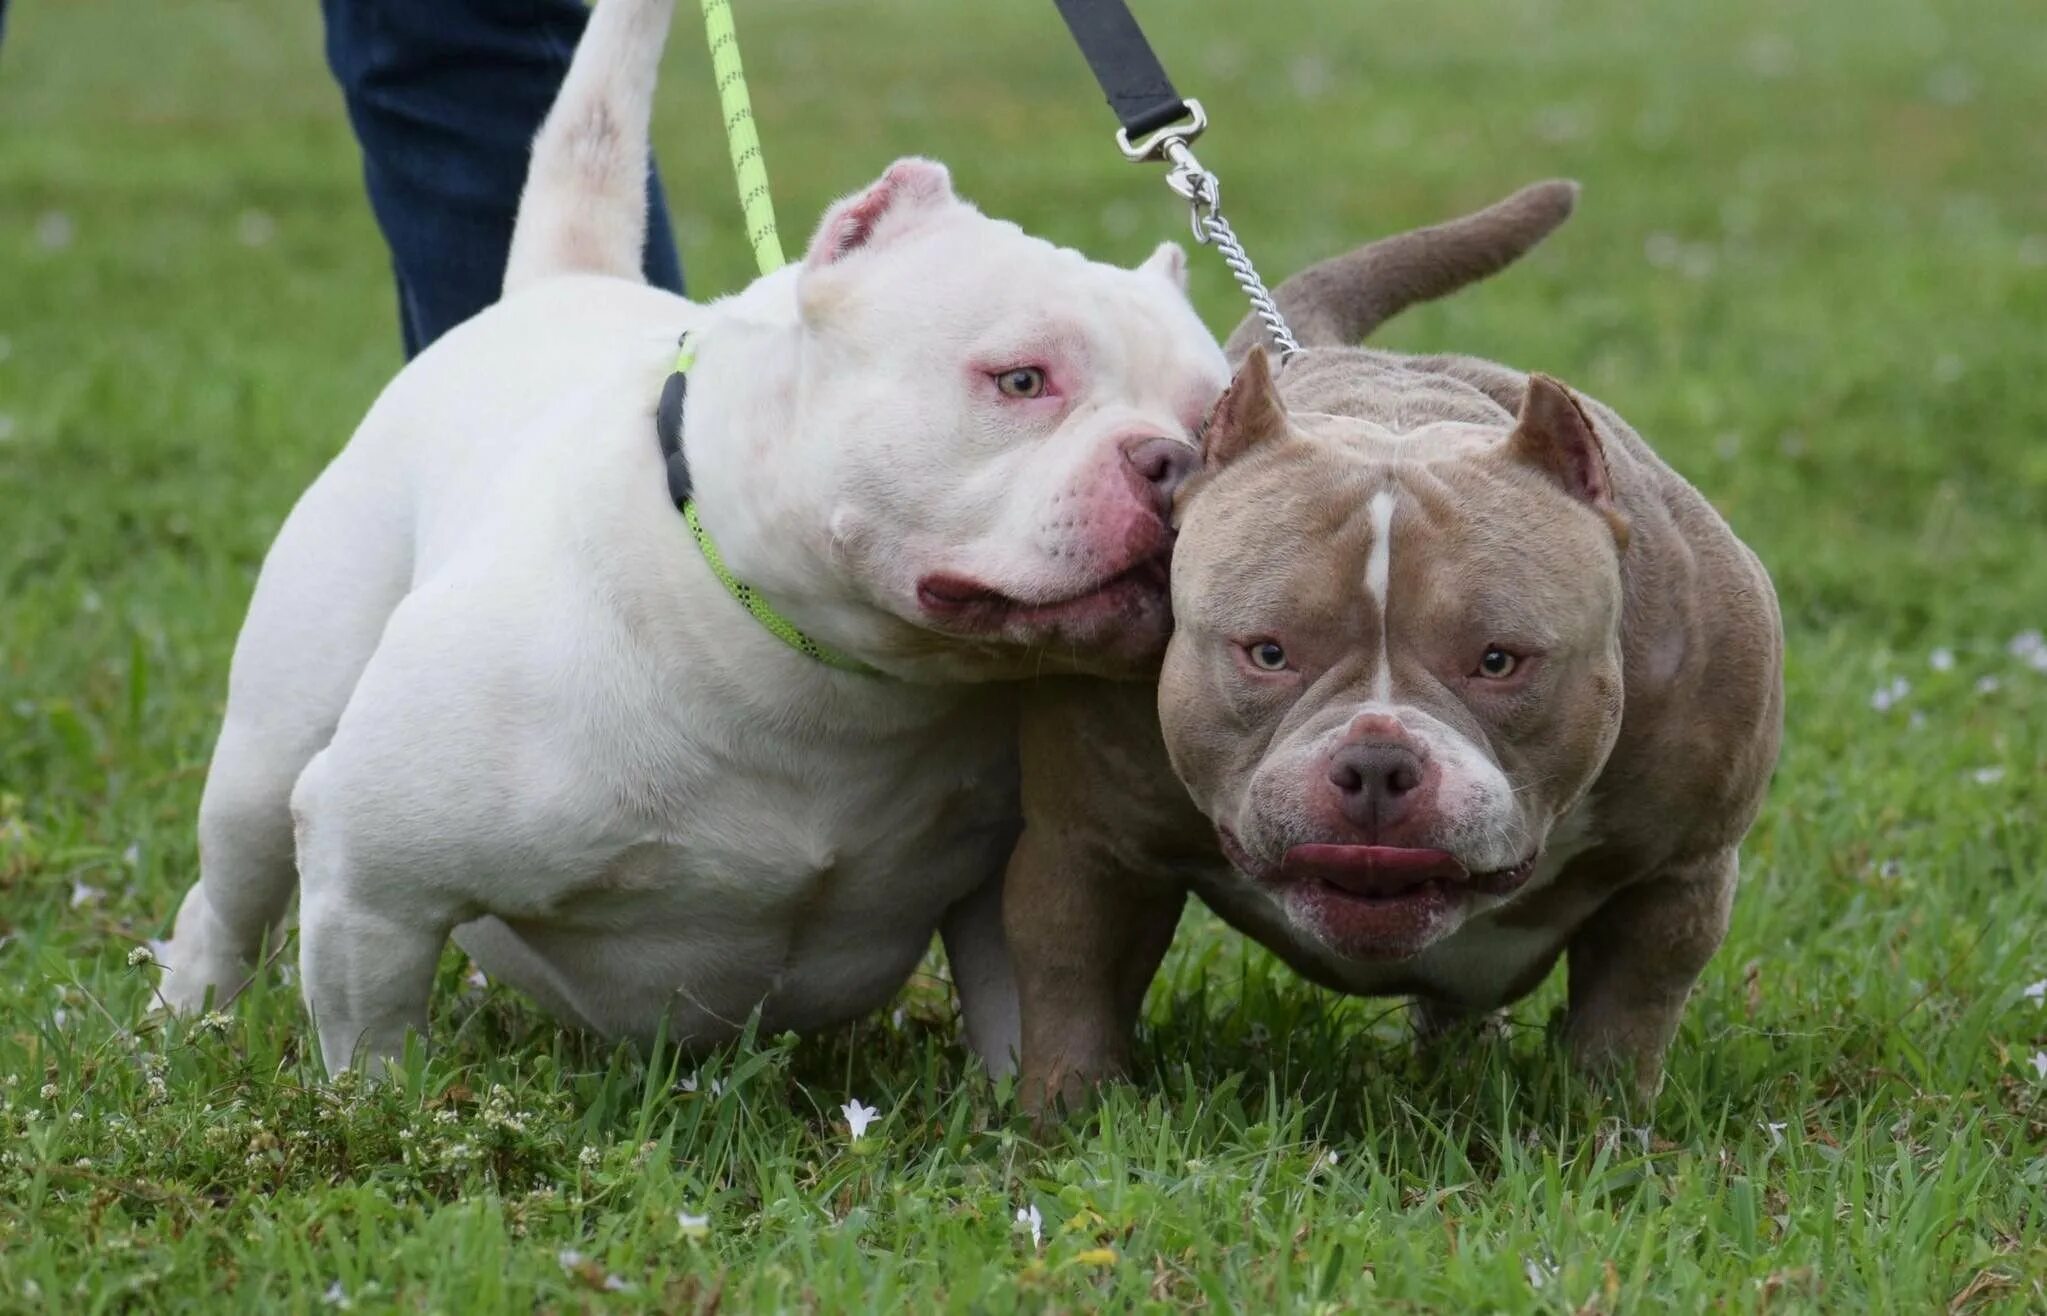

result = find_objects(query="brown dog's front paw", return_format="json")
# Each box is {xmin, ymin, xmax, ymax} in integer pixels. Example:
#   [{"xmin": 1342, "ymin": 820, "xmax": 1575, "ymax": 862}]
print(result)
[
  {"xmin": 1411, "ymin": 996, "xmax": 1509, "ymax": 1047},
  {"xmin": 1566, "ymin": 1014, "xmax": 1671, "ymax": 1105},
  {"xmin": 1018, "ymin": 1053, "xmax": 1127, "ymax": 1128}
]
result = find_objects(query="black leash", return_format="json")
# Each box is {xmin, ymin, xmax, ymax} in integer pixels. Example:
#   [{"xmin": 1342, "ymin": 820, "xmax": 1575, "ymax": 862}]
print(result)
[
  {"xmin": 1050, "ymin": 0, "xmax": 1189, "ymax": 139},
  {"xmin": 1049, "ymin": 0, "xmax": 1302, "ymax": 359}
]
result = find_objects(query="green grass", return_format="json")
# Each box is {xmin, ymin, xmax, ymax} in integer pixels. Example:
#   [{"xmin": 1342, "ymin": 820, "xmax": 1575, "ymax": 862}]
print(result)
[{"xmin": 4, "ymin": 0, "xmax": 2045, "ymax": 1308}]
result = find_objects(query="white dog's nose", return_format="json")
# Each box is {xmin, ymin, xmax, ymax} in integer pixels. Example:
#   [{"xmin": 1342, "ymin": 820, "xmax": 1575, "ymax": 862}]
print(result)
[{"xmin": 1121, "ymin": 436, "xmax": 1199, "ymax": 515}]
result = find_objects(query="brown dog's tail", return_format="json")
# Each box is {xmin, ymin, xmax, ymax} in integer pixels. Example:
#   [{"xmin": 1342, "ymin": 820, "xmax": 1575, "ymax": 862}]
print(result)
[{"xmin": 1224, "ymin": 179, "xmax": 1580, "ymax": 363}]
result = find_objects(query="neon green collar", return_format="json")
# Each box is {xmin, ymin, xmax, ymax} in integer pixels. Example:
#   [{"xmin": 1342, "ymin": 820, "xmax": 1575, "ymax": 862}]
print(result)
[
  {"xmin": 656, "ymin": 338, "xmax": 880, "ymax": 677},
  {"xmin": 677, "ymin": 503, "xmax": 879, "ymax": 676},
  {"xmin": 658, "ymin": 7, "xmax": 873, "ymax": 674}
]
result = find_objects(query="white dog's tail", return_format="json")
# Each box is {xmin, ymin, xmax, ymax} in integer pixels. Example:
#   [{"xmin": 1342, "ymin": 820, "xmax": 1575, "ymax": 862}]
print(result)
[{"xmin": 503, "ymin": 0, "xmax": 676, "ymax": 295}]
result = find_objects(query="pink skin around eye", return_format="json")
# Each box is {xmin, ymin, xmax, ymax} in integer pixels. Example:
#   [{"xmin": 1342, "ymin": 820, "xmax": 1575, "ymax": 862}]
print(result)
[
  {"xmin": 967, "ymin": 345, "xmax": 1075, "ymax": 408},
  {"xmin": 987, "ymin": 369, "xmax": 1062, "ymax": 408}
]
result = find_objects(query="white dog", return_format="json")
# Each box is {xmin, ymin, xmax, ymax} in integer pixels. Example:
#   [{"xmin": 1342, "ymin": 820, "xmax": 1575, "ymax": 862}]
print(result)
[{"xmin": 159, "ymin": 0, "xmax": 1227, "ymax": 1075}]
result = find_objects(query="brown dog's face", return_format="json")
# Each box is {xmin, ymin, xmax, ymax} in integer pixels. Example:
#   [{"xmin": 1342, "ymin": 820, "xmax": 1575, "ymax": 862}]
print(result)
[{"xmin": 1159, "ymin": 352, "xmax": 1629, "ymax": 961}]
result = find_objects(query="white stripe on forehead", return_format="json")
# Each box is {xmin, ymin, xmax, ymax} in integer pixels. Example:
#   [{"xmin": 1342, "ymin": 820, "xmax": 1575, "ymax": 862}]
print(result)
[{"xmin": 1365, "ymin": 490, "xmax": 1395, "ymax": 701}]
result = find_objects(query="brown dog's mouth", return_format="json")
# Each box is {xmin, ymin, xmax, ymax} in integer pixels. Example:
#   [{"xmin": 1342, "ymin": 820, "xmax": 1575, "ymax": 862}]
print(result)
[
  {"xmin": 915, "ymin": 547, "xmax": 1170, "ymax": 632},
  {"xmin": 1220, "ymin": 828, "xmax": 1539, "ymax": 959}
]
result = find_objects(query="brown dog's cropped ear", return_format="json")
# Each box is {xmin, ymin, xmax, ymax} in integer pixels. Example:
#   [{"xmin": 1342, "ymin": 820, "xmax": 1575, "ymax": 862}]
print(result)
[
  {"xmin": 803, "ymin": 158, "xmax": 955, "ymax": 270},
  {"xmin": 1202, "ymin": 348, "xmax": 1288, "ymax": 469},
  {"xmin": 1509, "ymin": 374, "xmax": 1629, "ymax": 545}
]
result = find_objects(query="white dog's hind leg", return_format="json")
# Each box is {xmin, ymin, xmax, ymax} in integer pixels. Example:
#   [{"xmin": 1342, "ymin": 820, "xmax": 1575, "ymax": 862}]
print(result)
[
  {"xmin": 294, "ymin": 756, "xmax": 454, "ymax": 1076},
  {"xmin": 502, "ymin": 0, "xmax": 676, "ymax": 295},
  {"xmin": 157, "ymin": 723, "xmax": 307, "ymax": 1012},
  {"xmin": 160, "ymin": 462, "xmax": 413, "ymax": 1014},
  {"xmin": 300, "ymin": 883, "xmax": 448, "ymax": 1077}
]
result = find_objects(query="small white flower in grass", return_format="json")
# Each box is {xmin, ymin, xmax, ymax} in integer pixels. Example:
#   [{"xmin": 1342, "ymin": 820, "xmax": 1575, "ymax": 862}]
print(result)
[
  {"xmin": 40, "ymin": 1083, "xmax": 58, "ymax": 1101},
  {"xmin": 1971, "ymin": 766, "xmax": 2006, "ymax": 786},
  {"xmin": 601, "ymin": 1275, "xmax": 633, "ymax": 1293},
  {"xmin": 577, "ymin": 1145, "xmax": 600, "ymax": 1169},
  {"xmin": 1015, "ymin": 1202, "xmax": 1042, "ymax": 1248},
  {"xmin": 70, "ymin": 879, "xmax": 103, "ymax": 909},
  {"xmin": 1976, "ymin": 675, "xmax": 2001, "ymax": 696},
  {"xmin": 675, "ymin": 1072, "xmax": 698, "ymax": 1094},
  {"xmin": 677, "ymin": 1210, "xmax": 710, "ymax": 1237},
  {"xmin": 1928, "ymin": 647, "xmax": 1955, "ymax": 672},
  {"xmin": 1762, "ymin": 1120, "xmax": 1788, "ymax": 1148},
  {"xmin": 2009, "ymin": 630, "xmax": 2044, "ymax": 661},
  {"xmin": 2023, "ymin": 978, "xmax": 2046, "ymax": 1005},
  {"xmin": 122, "ymin": 842, "xmax": 140, "ymax": 868},
  {"xmin": 840, "ymin": 1099, "xmax": 880, "ymax": 1142},
  {"xmin": 322, "ymin": 1281, "xmax": 351, "ymax": 1309},
  {"xmin": 2030, "ymin": 1052, "xmax": 2047, "ymax": 1081},
  {"xmin": 556, "ymin": 1249, "xmax": 585, "ymax": 1271},
  {"xmin": 126, "ymin": 945, "xmax": 154, "ymax": 967},
  {"xmin": 1523, "ymin": 1255, "xmax": 1556, "ymax": 1289}
]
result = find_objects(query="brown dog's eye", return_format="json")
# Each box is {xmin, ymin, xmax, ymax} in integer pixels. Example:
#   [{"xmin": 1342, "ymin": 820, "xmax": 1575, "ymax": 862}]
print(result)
[
  {"xmin": 1246, "ymin": 640, "xmax": 1289, "ymax": 672},
  {"xmin": 994, "ymin": 367, "xmax": 1046, "ymax": 399},
  {"xmin": 1476, "ymin": 647, "xmax": 1518, "ymax": 679}
]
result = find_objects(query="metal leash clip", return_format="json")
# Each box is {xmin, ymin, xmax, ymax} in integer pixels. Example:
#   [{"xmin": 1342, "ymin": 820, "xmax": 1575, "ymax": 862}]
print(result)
[{"xmin": 1114, "ymin": 99, "xmax": 1301, "ymax": 361}]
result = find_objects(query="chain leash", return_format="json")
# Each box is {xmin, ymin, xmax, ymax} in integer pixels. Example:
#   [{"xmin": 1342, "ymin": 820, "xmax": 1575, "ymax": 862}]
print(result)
[{"xmin": 1119, "ymin": 102, "xmax": 1301, "ymax": 361}]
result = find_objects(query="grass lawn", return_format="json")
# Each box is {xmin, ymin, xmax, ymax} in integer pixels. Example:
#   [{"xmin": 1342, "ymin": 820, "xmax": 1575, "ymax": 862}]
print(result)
[{"xmin": 4, "ymin": 0, "xmax": 2045, "ymax": 1308}]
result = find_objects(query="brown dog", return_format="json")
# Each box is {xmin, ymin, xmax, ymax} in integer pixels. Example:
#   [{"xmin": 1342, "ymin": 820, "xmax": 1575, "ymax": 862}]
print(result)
[{"xmin": 1005, "ymin": 183, "xmax": 1783, "ymax": 1110}]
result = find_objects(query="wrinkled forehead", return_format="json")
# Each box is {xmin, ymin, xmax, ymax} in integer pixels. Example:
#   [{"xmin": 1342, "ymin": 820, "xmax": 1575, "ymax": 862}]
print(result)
[
  {"xmin": 867, "ymin": 218, "xmax": 1225, "ymax": 381},
  {"xmin": 1175, "ymin": 434, "xmax": 1596, "ymax": 626},
  {"xmin": 1290, "ymin": 412, "xmax": 1506, "ymax": 464}
]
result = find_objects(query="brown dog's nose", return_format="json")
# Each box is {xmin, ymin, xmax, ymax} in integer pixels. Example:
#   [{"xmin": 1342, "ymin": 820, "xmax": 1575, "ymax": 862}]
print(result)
[
  {"xmin": 1121, "ymin": 435, "xmax": 1199, "ymax": 515},
  {"xmin": 1327, "ymin": 741, "xmax": 1426, "ymax": 837}
]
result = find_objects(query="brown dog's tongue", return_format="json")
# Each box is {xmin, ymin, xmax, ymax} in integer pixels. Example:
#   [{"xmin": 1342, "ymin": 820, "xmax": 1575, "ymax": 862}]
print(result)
[{"xmin": 1280, "ymin": 845, "xmax": 1467, "ymax": 897}]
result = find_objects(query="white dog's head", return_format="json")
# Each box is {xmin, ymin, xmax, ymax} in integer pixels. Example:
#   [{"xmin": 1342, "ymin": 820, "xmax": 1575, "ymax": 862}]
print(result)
[{"xmin": 689, "ymin": 159, "xmax": 1228, "ymax": 680}]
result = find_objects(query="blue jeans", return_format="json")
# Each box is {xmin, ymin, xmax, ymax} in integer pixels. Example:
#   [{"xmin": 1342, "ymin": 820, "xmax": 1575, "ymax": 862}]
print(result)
[{"xmin": 321, "ymin": 0, "xmax": 686, "ymax": 357}]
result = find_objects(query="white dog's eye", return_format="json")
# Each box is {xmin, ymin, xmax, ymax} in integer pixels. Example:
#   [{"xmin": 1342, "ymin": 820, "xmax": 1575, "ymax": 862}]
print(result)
[
  {"xmin": 1476, "ymin": 647, "xmax": 1519, "ymax": 679},
  {"xmin": 1246, "ymin": 640, "xmax": 1289, "ymax": 672},
  {"xmin": 994, "ymin": 366, "xmax": 1046, "ymax": 399}
]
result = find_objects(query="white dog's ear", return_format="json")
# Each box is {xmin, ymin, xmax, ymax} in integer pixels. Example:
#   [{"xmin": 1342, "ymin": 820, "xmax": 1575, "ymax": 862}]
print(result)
[
  {"xmin": 1201, "ymin": 348, "xmax": 1288, "ymax": 469},
  {"xmin": 1136, "ymin": 241, "xmax": 1188, "ymax": 291},
  {"xmin": 1509, "ymin": 374, "xmax": 1630, "ymax": 546},
  {"xmin": 803, "ymin": 158, "xmax": 956, "ymax": 269}
]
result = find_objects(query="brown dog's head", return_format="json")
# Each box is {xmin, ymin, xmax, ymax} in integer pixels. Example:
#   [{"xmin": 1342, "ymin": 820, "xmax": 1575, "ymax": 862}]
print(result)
[{"xmin": 1158, "ymin": 349, "xmax": 1629, "ymax": 960}]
